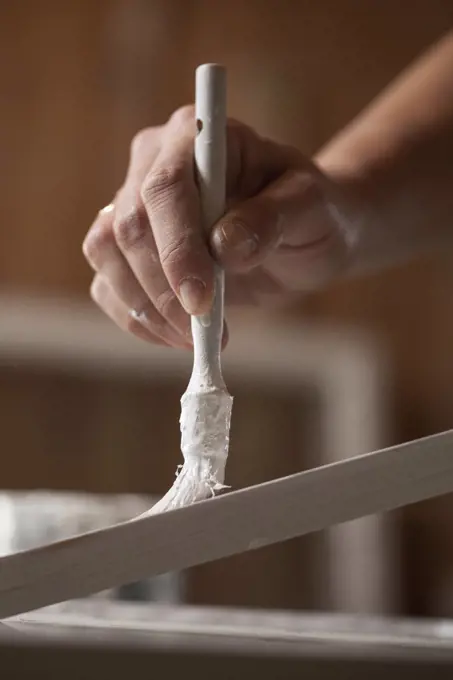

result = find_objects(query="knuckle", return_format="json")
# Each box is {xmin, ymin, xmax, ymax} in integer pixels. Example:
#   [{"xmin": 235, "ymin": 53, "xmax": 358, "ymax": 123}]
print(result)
[
  {"xmin": 159, "ymin": 234, "xmax": 191, "ymax": 272},
  {"xmin": 89, "ymin": 275, "xmax": 105, "ymax": 304},
  {"xmin": 141, "ymin": 164, "xmax": 186, "ymax": 210},
  {"xmin": 169, "ymin": 104, "xmax": 195, "ymax": 128},
  {"xmin": 154, "ymin": 289, "xmax": 177, "ymax": 319},
  {"xmin": 130, "ymin": 126, "xmax": 157, "ymax": 157},
  {"xmin": 113, "ymin": 210, "xmax": 147, "ymax": 251},
  {"xmin": 83, "ymin": 221, "xmax": 114, "ymax": 268}
]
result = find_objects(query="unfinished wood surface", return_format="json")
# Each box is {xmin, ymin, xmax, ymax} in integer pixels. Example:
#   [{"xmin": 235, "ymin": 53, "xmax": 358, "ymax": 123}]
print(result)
[{"xmin": 0, "ymin": 429, "xmax": 452, "ymax": 619}]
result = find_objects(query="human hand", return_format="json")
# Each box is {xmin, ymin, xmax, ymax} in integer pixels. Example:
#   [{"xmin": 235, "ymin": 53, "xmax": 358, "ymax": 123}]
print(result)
[{"xmin": 83, "ymin": 106, "xmax": 360, "ymax": 349}]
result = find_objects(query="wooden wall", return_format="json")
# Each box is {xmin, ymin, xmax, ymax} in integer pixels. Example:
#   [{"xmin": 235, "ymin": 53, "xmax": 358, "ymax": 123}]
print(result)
[{"xmin": 1, "ymin": 0, "xmax": 453, "ymax": 616}]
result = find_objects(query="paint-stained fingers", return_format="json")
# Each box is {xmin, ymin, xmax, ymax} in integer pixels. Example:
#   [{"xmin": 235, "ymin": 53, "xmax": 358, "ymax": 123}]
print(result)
[
  {"xmin": 117, "ymin": 124, "xmax": 197, "ymax": 339},
  {"xmin": 83, "ymin": 202, "xmax": 149, "ymax": 312},
  {"xmin": 83, "ymin": 202, "xmax": 191, "ymax": 347},
  {"xmin": 90, "ymin": 275, "xmax": 191, "ymax": 350},
  {"xmin": 90, "ymin": 274, "xmax": 166, "ymax": 346},
  {"xmin": 84, "ymin": 126, "xmax": 194, "ymax": 343},
  {"xmin": 111, "ymin": 187, "xmax": 193, "ymax": 342}
]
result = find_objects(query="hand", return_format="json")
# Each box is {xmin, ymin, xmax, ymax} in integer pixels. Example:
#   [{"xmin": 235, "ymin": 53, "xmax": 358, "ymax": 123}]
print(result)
[{"xmin": 83, "ymin": 106, "xmax": 360, "ymax": 349}]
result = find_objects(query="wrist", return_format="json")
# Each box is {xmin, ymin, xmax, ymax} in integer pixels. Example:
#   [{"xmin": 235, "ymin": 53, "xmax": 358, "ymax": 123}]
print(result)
[
  {"xmin": 314, "ymin": 142, "xmax": 376, "ymax": 278},
  {"xmin": 314, "ymin": 127, "xmax": 425, "ymax": 279}
]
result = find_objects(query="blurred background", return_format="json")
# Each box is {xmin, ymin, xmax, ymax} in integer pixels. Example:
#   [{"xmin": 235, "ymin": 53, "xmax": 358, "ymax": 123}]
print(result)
[{"xmin": 1, "ymin": 0, "xmax": 453, "ymax": 620}]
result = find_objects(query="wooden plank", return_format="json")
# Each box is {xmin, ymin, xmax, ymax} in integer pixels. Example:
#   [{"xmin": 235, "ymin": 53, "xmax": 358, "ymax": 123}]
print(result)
[{"xmin": 0, "ymin": 429, "xmax": 453, "ymax": 618}]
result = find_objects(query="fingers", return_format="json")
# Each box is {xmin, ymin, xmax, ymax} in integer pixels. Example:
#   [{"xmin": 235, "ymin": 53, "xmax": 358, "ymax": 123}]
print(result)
[
  {"xmin": 83, "ymin": 204, "xmax": 148, "ymax": 313},
  {"xmin": 90, "ymin": 274, "xmax": 166, "ymax": 346},
  {"xmin": 83, "ymin": 204, "xmax": 191, "ymax": 348},
  {"xmin": 84, "ymin": 108, "xmax": 349, "ymax": 346},
  {"xmin": 85, "ymin": 110, "xmax": 283, "ymax": 343},
  {"xmin": 116, "ymin": 124, "xmax": 196, "ymax": 337},
  {"xmin": 84, "ymin": 118, "xmax": 199, "ymax": 344},
  {"xmin": 111, "ymin": 186, "xmax": 193, "ymax": 341},
  {"xmin": 139, "ymin": 107, "xmax": 217, "ymax": 316},
  {"xmin": 108, "ymin": 106, "xmax": 215, "ymax": 345},
  {"xmin": 210, "ymin": 168, "xmax": 350, "ymax": 289},
  {"xmin": 90, "ymin": 274, "xmax": 191, "ymax": 350}
]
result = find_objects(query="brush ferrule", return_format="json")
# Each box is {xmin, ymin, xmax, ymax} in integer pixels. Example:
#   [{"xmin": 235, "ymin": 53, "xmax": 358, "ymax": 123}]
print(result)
[{"xmin": 180, "ymin": 390, "xmax": 233, "ymax": 462}]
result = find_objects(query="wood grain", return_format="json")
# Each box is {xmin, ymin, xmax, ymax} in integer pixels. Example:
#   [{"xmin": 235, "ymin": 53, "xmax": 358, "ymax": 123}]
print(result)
[{"xmin": 1, "ymin": 428, "xmax": 453, "ymax": 619}]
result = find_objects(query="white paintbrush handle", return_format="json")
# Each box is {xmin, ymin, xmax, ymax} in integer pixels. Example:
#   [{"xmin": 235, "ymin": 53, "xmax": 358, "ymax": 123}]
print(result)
[{"xmin": 190, "ymin": 63, "xmax": 227, "ymax": 391}]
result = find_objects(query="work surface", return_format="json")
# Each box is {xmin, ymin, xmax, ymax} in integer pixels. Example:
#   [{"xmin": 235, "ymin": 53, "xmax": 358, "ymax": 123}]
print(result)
[{"xmin": 2, "ymin": 602, "xmax": 453, "ymax": 679}]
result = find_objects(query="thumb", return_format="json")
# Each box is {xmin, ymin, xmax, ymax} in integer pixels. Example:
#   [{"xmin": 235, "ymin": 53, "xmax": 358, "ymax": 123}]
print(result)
[{"xmin": 209, "ymin": 168, "xmax": 339, "ymax": 273}]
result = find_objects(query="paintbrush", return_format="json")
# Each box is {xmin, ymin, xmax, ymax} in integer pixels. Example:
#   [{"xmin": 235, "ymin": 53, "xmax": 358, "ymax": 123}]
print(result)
[{"xmin": 143, "ymin": 64, "xmax": 232, "ymax": 516}]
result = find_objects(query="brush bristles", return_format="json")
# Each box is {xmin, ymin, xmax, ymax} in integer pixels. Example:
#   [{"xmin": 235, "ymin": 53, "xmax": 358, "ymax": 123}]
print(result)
[
  {"xmin": 137, "ymin": 391, "xmax": 233, "ymax": 517},
  {"xmin": 143, "ymin": 458, "xmax": 229, "ymax": 516}
]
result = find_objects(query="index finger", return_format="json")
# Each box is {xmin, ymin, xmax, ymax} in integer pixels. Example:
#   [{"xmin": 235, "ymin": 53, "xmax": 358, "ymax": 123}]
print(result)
[{"xmin": 140, "ymin": 107, "xmax": 215, "ymax": 316}]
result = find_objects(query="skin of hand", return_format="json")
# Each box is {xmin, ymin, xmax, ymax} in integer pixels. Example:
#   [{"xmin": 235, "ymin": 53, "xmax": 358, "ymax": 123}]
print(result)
[
  {"xmin": 82, "ymin": 107, "xmax": 362, "ymax": 349},
  {"xmin": 83, "ymin": 31, "xmax": 453, "ymax": 350}
]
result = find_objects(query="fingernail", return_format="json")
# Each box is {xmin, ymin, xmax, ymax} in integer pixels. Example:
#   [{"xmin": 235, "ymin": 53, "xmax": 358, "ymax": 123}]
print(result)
[
  {"xmin": 213, "ymin": 221, "xmax": 259, "ymax": 261},
  {"xmin": 179, "ymin": 278, "xmax": 208, "ymax": 315}
]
